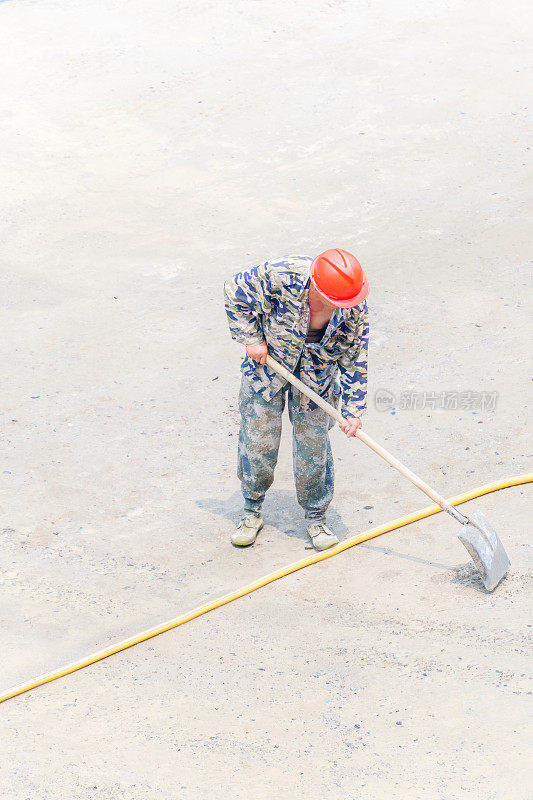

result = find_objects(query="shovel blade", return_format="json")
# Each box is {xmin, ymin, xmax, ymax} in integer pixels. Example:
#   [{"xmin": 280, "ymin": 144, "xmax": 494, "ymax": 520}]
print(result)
[{"xmin": 457, "ymin": 510, "xmax": 510, "ymax": 592}]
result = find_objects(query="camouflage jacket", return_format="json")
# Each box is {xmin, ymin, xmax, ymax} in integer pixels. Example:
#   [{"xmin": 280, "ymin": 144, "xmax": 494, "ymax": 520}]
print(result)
[{"xmin": 224, "ymin": 255, "xmax": 369, "ymax": 418}]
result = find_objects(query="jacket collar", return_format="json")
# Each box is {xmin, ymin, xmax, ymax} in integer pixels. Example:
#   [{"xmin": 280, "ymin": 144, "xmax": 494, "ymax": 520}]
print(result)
[{"xmin": 299, "ymin": 276, "xmax": 351, "ymax": 334}]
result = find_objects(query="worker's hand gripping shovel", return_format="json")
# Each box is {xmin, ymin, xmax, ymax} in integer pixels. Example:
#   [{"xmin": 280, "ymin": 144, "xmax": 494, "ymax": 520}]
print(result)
[{"xmin": 266, "ymin": 355, "xmax": 510, "ymax": 591}]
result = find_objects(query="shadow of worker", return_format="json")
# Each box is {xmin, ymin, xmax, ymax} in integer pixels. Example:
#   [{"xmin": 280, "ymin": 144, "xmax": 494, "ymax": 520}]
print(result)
[{"xmin": 195, "ymin": 489, "xmax": 352, "ymax": 544}]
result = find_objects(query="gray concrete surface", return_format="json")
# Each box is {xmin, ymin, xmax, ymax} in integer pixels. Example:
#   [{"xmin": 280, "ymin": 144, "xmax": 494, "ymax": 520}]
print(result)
[{"xmin": 1, "ymin": 1, "xmax": 531, "ymax": 798}]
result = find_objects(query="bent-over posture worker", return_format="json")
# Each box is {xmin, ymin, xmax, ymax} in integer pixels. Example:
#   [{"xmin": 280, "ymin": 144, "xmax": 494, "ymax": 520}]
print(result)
[{"xmin": 224, "ymin": 249, "xmax": 369, "ymax": 551}]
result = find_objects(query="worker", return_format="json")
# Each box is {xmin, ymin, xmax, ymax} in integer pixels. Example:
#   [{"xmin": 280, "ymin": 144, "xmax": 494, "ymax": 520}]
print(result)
[{"xmin": 224, "ymin": 249, "xmax": 369, "ymax": 551}]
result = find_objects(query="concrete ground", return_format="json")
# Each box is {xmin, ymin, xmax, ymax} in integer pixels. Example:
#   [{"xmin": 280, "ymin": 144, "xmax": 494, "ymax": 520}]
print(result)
[{"xmin": 1, "ymin": 1, "xmax": 531, "ymax": 798}]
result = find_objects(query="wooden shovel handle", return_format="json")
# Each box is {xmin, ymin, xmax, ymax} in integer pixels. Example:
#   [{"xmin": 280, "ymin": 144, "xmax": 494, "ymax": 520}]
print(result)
[{"xmin": 265, "ymin": 354, "xmax": 450, "ymax": 511}]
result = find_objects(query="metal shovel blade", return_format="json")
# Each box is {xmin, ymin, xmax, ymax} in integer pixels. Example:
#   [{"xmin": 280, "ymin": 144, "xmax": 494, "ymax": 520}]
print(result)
[{"xmin": 457, "ymin": 510, "xmax": 510, "ymax": 591}]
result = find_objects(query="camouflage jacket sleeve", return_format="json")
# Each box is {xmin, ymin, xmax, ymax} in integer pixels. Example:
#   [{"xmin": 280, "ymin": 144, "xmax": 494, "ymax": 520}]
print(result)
[
  {"xmin": 338, "ymin": 306, "xmax": 369, "ymax": 418},
  {"xmin": 223, "ymin": 263, "xmax": 271, "ymax": 346}
]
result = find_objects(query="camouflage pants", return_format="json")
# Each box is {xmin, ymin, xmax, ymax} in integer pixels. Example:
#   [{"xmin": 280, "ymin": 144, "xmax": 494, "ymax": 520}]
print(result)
[{"xmin": 237, "ymin": 374, "xmax": 334, "ymax": 521}]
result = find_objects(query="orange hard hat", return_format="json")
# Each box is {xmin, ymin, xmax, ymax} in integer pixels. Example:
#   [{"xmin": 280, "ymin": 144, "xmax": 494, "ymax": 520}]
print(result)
[{"xmin": 310, "ymin": 248, "xmax": 368, "ymax": 308}]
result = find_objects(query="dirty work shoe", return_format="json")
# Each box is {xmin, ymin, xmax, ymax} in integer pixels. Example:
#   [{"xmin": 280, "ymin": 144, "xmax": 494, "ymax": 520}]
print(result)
[
  {"xmin": 308, "ymin": 522, "xmax": 339, "ymax": 551},
  {"xmin": 231, "ymin": 514, "xmax": 264, "ymax": 547}
]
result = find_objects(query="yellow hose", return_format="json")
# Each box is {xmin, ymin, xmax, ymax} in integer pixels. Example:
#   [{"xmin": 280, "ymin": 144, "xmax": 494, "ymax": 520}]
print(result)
[{"xmin": 1, "ymin": 473, "xmax": 531, "ymax": 704}]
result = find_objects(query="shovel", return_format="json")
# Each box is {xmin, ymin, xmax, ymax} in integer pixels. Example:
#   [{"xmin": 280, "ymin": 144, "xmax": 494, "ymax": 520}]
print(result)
[{"xmin": 265, "ymin": 355, "xmax": 510, "ymax": 591}]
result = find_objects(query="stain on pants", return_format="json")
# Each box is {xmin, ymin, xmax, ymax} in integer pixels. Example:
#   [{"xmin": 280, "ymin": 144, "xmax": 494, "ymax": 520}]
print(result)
[{"xmin": 237, "ymin": 373, "xmax": 334, "ymax": 520}]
